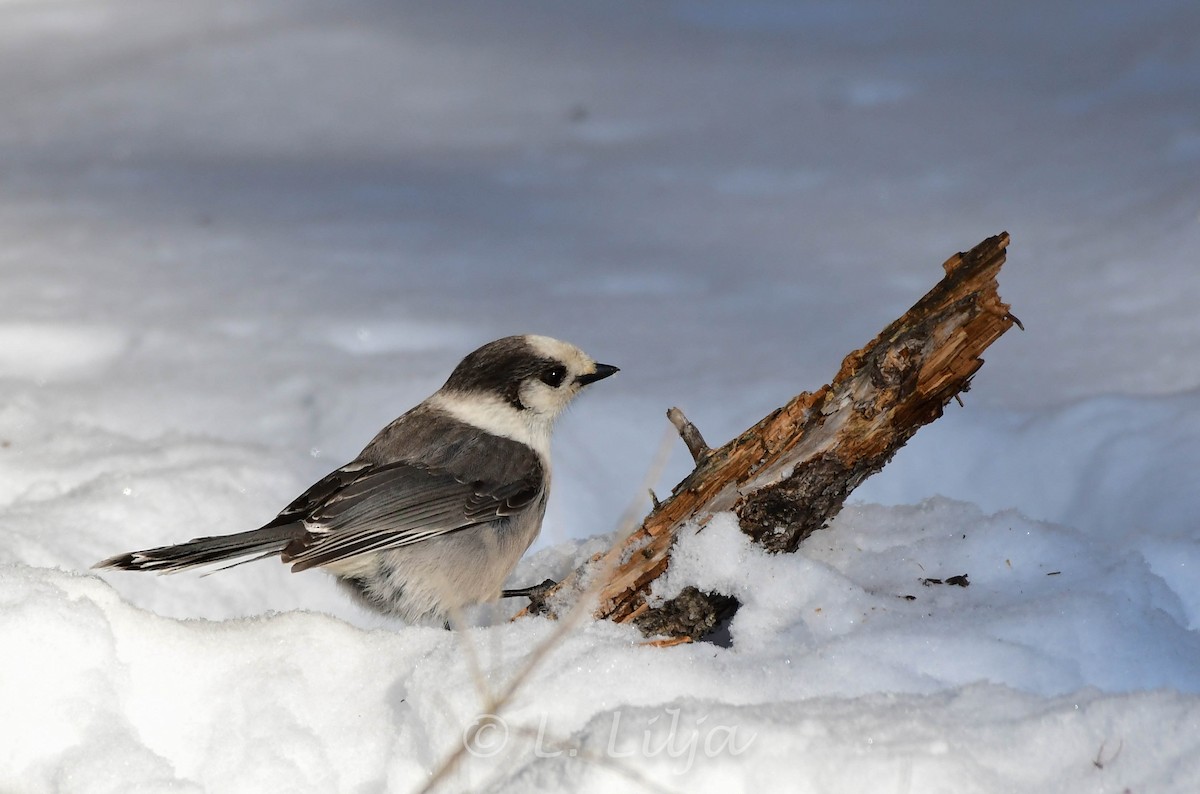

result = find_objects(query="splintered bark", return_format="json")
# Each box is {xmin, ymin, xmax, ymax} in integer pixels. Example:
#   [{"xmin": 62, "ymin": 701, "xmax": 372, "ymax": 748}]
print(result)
[{"xmin": 529, "ymin": 233, "xmax": 1017, "ymax": 639}]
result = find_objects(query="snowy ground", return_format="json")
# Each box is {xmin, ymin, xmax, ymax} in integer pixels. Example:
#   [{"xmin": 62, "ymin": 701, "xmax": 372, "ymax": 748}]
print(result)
[{"xmin": 2, "ymin": 0, "xmax": 1199, "ymax": 791}]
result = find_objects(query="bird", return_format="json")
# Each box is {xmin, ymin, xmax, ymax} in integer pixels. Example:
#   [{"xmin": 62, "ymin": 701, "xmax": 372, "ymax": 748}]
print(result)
[{"xmin": 95, "ymin": 334, "xmax": 618, "ymax": 623}]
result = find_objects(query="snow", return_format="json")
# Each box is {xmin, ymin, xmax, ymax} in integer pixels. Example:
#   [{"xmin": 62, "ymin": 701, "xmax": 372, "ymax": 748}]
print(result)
[{"xmin": 2, "ymin": 0, "xmax": 1199, "ymax": 790}]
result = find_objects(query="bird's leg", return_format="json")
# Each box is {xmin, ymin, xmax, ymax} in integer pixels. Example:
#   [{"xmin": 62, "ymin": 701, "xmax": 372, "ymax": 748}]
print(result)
[{"xmin": 501, "ymin": 578, "xmax": 557, "ymax": 599}]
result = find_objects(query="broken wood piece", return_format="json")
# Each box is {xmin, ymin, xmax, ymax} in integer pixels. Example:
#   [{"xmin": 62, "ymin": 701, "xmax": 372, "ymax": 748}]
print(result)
[
  {"xmin": 667, "ymin": 407, "xmax": 711, "ymax": 464},
  {"xmin": 520, "ymin": 233, "xmax": 1016, "ymax": 639}
]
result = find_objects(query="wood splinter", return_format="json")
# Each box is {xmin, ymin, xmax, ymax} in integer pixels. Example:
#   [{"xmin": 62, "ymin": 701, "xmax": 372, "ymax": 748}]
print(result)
[{"xmin": 667, "ymin": 407, "xmax": 711, "ymax": 465}]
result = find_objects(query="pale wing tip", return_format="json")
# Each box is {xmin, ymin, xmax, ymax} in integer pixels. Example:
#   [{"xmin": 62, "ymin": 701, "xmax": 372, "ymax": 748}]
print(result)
[{"xmin": 92, "ymin": 553, "xmax": 132, "ymax": 570}]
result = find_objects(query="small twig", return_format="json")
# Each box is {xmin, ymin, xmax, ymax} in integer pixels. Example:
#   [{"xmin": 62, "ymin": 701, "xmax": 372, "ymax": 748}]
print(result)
[{"xmin": 666, "ymin": 407, "xmax": 711, "ymax": 465}]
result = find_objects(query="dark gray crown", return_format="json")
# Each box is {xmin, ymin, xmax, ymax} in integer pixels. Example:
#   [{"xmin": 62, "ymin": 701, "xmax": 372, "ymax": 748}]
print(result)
[{"xmin": 443, "ymin": 335, "xmax": 561, "ymax": 408}]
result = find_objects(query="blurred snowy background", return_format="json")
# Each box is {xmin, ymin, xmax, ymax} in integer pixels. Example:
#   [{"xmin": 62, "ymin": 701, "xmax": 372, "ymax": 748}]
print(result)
[{"xmin": 2, "ymin": 0, "xmax": 1198, "ymax": 791}]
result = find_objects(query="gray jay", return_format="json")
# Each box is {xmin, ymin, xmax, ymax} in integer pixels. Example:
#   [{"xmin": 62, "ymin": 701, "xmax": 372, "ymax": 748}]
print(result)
[{"xmin": 95, "ymin": 334, "xmax": 617, "ymax": 623}]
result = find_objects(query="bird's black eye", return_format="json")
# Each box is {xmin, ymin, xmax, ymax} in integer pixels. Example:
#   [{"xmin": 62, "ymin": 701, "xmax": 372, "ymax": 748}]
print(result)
[{"xmin": 540, "ymin": 365, "xmax": 567, "ymax": 387}]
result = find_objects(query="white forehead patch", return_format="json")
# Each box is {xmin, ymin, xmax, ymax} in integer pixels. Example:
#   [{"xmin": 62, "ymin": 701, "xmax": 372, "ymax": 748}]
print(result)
[{"xmin": 524, "ymin": 334, "xmax": 596, "ymax": 374}]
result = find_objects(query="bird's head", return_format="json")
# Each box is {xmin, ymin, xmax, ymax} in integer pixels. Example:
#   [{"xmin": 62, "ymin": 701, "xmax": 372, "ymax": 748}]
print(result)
[{"xmin": 441, "ymin": 335, "xmax": 618, "ymax": 426}]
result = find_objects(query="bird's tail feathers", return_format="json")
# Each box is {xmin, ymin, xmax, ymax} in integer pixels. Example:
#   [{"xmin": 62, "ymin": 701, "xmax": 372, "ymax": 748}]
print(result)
[{"xmin": 94, "ymin": 524, "xmax": 305, "ymax": 574}]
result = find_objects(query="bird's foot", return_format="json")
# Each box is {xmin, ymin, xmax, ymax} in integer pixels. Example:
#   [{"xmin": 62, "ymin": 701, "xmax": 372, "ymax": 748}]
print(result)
[
  {"xmin": 501, "ymin": 578, "xmax": 557, "ymax": 599},
  {"xmin": 501, "ymin": 578, "xmax": 558, "ymax": 615}
]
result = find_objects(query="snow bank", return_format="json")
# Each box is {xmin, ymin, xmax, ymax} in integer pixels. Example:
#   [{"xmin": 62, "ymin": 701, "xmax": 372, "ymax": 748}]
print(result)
[{"xmin": 7, "ymin": 504, "xmax": 1200, "ymax": 793}]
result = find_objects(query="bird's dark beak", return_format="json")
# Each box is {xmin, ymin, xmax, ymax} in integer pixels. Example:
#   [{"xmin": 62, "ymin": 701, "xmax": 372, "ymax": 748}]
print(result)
[{"xmin": 577, "ymin": 363, "xmax": 619, "ymax": 385}]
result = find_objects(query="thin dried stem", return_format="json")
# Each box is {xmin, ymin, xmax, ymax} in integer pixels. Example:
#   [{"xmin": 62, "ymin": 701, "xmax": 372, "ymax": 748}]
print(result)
[
  {"xmin": 418, "ymin": 428, "xmax": 678, "ymax": 793},
  {"xmin": 473, "ymin": 723, "xmax": 683, "ymax": 794}
]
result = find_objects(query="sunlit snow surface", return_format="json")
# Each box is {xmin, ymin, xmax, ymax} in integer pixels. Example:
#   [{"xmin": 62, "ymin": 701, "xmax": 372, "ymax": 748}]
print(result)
[{"xmin": 2, "ymin": 0, "xmax": 1199, "ymax": 791}]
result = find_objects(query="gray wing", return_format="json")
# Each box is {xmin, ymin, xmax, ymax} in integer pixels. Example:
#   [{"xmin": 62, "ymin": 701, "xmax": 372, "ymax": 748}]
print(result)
[{"xmin": 281, "ymin": 460, "xmax": 542, "ymax": 572}]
